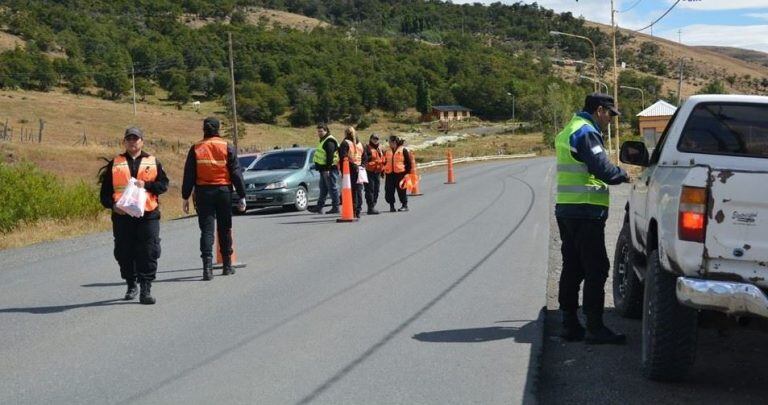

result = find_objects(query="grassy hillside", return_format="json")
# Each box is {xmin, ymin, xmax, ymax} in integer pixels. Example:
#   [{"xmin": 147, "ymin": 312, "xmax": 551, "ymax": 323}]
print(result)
[{"xmin": 698, "ymin": 46, "xmax": 768, "ymax": 69}]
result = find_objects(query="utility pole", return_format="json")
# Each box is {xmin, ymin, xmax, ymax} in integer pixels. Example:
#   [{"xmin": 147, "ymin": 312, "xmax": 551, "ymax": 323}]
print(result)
[
  {"xmin": 228, "ymin": 32, "xmax": 239, "ymax": 152},
  {"xmin": 677, "ymin": 29, "xmax": 684, "ymax": 106},
  {"xmin": 611, "ymin": 0, "xmax": 620, "ymax": 163},
  {"xmin": 131, "ymin": 64, "xmax": 137, "ymax": 118}
]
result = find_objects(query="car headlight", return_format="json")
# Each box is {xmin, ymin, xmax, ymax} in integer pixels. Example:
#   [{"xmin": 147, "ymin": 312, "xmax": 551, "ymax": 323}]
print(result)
[
  {"xmin": 246, "ymin": 183, "xmax": 257, "ymax": 190},
  {"xmin": 264, "ymin": 181, "xmax": 287, "ymax": 190}
]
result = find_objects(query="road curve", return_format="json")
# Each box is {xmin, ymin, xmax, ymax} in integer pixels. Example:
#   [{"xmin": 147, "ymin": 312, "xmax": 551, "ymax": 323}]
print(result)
[{"xmin": 0, "ymin": 158, "xmax": 554, "ymax": 404}]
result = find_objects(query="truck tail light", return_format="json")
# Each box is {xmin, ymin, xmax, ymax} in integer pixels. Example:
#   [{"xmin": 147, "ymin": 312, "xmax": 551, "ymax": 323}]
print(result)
[{"xmin": 679, "ymin": 186, "xmax": 707, "ymax": 243}]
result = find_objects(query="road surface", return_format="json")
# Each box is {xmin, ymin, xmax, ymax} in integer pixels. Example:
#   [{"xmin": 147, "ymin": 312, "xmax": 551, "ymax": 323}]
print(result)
[{"xmin": 0, "ymin": 158, "xmax": 553, "ymax": 404}]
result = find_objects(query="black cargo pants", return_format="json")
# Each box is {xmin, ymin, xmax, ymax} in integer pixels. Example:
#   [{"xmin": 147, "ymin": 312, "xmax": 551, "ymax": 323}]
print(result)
[
  {"xmin": 112, "ymin": 214, "xmax": 161, "ymax": 282},
  {"xmin": 556, "ymin": 217, "xmax": 610, "ymax": 316},
  {"xmin": 364, "ymin": 170, "xmax": 381, "ymax": 210},
  {"xmin": 384, "ymin": 173, "xmax": 408, "ymax": 207},
  {"xmin": 195, "ymin": 186, "xmax": 234, "ymax": 260}
]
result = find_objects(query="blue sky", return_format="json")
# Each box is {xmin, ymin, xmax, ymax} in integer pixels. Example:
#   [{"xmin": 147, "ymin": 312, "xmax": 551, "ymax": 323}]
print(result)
[{"xmin": 453, "ymin": 1, "xmax": 768, "ymax": 53}]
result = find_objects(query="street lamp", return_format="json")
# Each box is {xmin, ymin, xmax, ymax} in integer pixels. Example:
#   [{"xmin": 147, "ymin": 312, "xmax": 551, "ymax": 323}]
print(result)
[
  {"xmin": 579, "ymin": 75, "xmax": 609, "ymax": 94},
  {"xmin": 620, "ymin": 85, "xmax": 645, "ymax": 108},
  {"xmin": 550, "ymin": 30, "xmax": 599, "ymax": 92}
]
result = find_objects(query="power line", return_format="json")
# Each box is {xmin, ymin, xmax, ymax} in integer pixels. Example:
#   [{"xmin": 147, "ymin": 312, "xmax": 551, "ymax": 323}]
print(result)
[
  {"xmin": 633, "ymin": 0, "xmax": 681, "ymax": 33},
  {"xmin": 618, "ymin": 0, "xmax": 644, "ymax": 13}
]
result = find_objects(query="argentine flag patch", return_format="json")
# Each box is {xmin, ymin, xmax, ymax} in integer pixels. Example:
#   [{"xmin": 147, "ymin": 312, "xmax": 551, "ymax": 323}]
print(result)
[{"xmin": 591, "ymin": 145, "xmax": 604, "ymax": 155}]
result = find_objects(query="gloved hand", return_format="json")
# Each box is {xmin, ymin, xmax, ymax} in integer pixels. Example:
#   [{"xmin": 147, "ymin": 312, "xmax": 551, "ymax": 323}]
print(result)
[{"xmin": 238, "ymin": 198, "xmax": 247, "ymax": 212}]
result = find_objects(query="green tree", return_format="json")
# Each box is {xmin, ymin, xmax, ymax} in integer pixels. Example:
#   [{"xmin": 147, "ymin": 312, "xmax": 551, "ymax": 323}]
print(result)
[
  {"xmin": 168, "ymin": 73, "xmax": 191, "ymax": 103},
  {"xmin": 416, "ymin": 76, "xmax": 432, "ymax": 116},
  {"xmin": 698, "ymin": 79, "xmax": 727, "ymax": 95},
  {"xmin": 135, "ymin": 78, "xmax": 155, "ymax": 101}
]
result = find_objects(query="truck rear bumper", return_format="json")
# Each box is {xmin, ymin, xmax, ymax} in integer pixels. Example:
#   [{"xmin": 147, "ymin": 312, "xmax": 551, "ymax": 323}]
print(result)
[{"xmin": 676, "ymin": 277, "xmax": 768, "ymax": 319}]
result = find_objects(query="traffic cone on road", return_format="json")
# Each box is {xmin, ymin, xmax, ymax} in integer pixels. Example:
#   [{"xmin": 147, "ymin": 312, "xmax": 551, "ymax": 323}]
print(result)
[
  {"xmin": 409, "ymin": 151, "xmax": 423, "ymax": 196},
  {"xmin": 445, "ymin": 150, "xmax": 456, "ymax": 184},
  {"xmin": 337, "ymin": 157, "xmax": 358, "ymax": 223},
  {"xmin": 214, "ymin": 229, "xmax": 245, "ymax": 269}
]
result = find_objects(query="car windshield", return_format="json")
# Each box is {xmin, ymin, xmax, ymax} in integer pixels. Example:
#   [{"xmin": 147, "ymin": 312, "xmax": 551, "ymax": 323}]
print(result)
[
  {"xmin": 239, "ymin": 155, "xmax": 258, "ymax": 170},
  {"xmin": 251, "ymin": 151, "xmax": 307, "ymax": 171},
  {"xmin": 678, "ymin": 103, "xmax": 768, "ymax": 158}
]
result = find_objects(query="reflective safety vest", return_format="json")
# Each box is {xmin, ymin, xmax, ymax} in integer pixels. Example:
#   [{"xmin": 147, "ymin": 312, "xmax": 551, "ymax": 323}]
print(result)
[
  {"xmin": 555, "ymin": 115, "xmax": 610, "ymax": 207},
  {"xmin": 112, "ymin": 154, "xmax": 159, "ymax": 212},
  {"xmin": 313, "ymin": 135, "xmax": 339, "ymax": 166},
  {"xmin": 365, "ymin": 145, "xmax": 385, "ymax": 173},
  {"xmin": 384, "ymin": 146, "xmax": 406, "ymax": 174},
  {"xmin": 194, "ymin": 137, "xmax": 231, "ymax": 186},
  {"xmin": 344, "ymin": 139, "xmax": 364, "ymax": 166}
]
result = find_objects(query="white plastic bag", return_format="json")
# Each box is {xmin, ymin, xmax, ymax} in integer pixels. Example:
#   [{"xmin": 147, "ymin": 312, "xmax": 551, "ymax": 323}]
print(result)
[
  {"xmin": 115, "ymin": 178, "xmax": 147, "ymax": 218},
  {"xmin": 357, "ymin": 166, "xmax": 369, "ymax": 184}
]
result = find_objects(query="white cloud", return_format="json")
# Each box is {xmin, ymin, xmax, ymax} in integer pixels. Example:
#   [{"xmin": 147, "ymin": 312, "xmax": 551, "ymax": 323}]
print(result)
[
  {"xmin": 657, "ymin": 24, "xmax": 768, "ymax": 53},
  {"xmin": 674, "ymin": 0, "xmax": 768, "ymax": 11},
  {"xmin": 746, "ymin": 13, "xmax": 768, "ymax": 21},
  {"xmin": 451, "ymin": 0, "xmax": 615, "ymax": 24}
]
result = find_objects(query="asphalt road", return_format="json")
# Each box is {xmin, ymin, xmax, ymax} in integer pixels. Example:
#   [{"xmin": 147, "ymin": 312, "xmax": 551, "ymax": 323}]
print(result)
[
  {"xmin": 541, "ymin": 183, "xmax": 768, "ymax": 404},
  {"xmin": 0, "ymin": 158, "xmax": 553, "ymax": 405}
]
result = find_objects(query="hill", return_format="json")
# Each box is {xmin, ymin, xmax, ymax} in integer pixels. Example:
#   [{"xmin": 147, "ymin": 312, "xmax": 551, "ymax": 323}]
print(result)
[{"xmin": 698, "ymin": 46, "xmax": 768, "ymax": 69}]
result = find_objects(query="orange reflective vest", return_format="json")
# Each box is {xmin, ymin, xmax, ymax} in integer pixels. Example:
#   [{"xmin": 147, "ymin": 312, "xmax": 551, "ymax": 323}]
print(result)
[
  {"xmin": 344, "ymin": 139, "xmax": 364, "ymax": 166},
  {"xmin": 384, "ymin": 146, "xmax": 406, "ymax": 174},
  {"xmin": 112, "ymin": 154, "xmax": 159, "ymax": 212},
  {"xmin": 366, "ymin": 145, "xmax": 385, "ymax": 173},
  {"xmin": 194, "ymin": 137, "xmax": 231, "ymax": 185}
]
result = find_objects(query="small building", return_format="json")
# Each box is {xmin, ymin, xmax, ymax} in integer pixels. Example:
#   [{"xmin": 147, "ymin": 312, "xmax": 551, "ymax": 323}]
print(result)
[
  {"xmin": 637, "ymin": 100, "xmax": 677, "ymax": 148},
  {"xmin": 431, "ymin": 105, "xmax": 472, "ymax": 122}
]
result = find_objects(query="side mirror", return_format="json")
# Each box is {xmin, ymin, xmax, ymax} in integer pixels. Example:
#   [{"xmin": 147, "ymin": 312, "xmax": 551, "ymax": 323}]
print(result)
[{"xmin": 620, "ymin": 141, "xmax": 650, "ymax": 167}]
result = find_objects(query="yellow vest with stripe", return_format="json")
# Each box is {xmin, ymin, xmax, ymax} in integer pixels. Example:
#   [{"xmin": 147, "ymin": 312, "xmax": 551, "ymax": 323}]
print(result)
[
  {"xmin": 313, "ymin": 135, "xmax": 339, "ymax": 166},
  {"xmin": 555, "ymin": 115, "xmax": 609, "ymax": 207}
]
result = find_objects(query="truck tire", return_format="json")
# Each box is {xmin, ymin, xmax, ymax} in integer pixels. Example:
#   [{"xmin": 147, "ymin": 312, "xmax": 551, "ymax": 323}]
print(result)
[
  {"xmin": 641, "ymin": 248, "xmax": 698, "ymax": 381},
  {"xmin": 612, "ymin": 222, "xmax": 643, "ymax": 319}
]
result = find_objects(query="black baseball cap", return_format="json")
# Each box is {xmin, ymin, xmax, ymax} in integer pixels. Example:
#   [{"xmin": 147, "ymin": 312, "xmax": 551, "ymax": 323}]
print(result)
[
  {"xmin": 585, "ymin": 93, "xmax": 620, "ymax": 116},
  {"xmin": 203, "ymin": 117, "xmax": 220, "ymax": 133},
  {"xmin": 124, "ymin": 127, "xmax": 144, "ymax": 139}
]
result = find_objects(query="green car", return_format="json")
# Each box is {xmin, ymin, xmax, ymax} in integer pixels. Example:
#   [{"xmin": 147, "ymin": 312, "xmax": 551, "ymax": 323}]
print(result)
[{"xmin": 233, "ymin": 148, "xmax": 320, "ymax": 213}]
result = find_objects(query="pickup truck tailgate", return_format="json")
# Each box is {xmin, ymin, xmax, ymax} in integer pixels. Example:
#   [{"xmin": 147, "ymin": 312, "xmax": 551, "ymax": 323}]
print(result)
[{"xmin": 706, "ymin": 170, "xmax": 768, "ymax": 283}]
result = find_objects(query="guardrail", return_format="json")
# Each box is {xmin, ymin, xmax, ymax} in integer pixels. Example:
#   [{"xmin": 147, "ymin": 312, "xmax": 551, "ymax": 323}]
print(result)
[{"xmin": 416, "ymin": 153, "xmax": 537, "ymax": 169}]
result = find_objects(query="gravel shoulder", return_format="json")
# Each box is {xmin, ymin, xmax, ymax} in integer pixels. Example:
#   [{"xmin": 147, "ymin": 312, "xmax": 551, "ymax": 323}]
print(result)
[{"xmin": 540, "ymin": 183, "xmax": 768, "ymax": 405}]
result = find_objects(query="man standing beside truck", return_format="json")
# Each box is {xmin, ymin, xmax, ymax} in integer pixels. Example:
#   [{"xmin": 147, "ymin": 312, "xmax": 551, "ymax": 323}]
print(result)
[{"xmin": 555, "ymin": 93, "xmax": 630, "ymax": 344}]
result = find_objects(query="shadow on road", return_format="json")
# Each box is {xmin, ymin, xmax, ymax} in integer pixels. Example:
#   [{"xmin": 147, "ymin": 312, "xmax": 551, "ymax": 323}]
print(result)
[
  {"xmin": 0, "ymin": 299, "xmax": 132, "ymax": 314},
  {"xmin": 278, "ymin": 220, "xmax": 337, "ymax": 225},
  {"xmin": 413, "ymin": 321, "xmax": 537, "ymax": 343},
  {"xmin": 539, "ymin": 308, "xmax": 768, "ymax": 405}
]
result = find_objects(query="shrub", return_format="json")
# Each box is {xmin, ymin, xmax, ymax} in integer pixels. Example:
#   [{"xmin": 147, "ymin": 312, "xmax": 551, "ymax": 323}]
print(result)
[{"xmin": 0, "ymin": 162, "xmax": 102, "ymax": 233}]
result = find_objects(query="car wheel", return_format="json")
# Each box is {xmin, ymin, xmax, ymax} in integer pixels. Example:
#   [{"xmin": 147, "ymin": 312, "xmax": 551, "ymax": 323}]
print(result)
[
  {"xmin": 287, "ymin": 186, "xmax": 308, "ymax": 211},
  {"xmin": 641, "ymin": 248, "xmax": 698, "ymax": 381},
  {"xmin": 613, "ymin": 222, "xmax": 643, "ymax": 319}
]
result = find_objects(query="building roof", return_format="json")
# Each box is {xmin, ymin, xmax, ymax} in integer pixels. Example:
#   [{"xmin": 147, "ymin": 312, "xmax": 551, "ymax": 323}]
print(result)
[
  {"xmin": 432, "ymin": 105, "xmax": 471, "ymax": 112},
  {"xmin": 637, "ymin": 100, "xmax": 677, "ymax": 117}
]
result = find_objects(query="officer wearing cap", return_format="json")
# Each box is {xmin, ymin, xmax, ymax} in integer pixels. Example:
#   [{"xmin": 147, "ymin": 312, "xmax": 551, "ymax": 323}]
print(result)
[
  {"xmin": 99, "ymin": 127, "xmax": 169, "ymax": 305},
  {"xmin": 182, "ymin": 117, "xmax": 247, "ymax": 281},
  {"xmin": 555, "ymin": 93, "xmax": 629, "ymax": 344}
]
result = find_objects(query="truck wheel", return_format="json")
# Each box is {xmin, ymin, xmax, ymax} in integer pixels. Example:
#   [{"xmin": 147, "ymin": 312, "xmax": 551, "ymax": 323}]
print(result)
[
  {"xmin": 641, "ymin": 248, "xmax": 698, "ymax": 381},
  {"xmin": 613, "ymin": 222, "xmax": 643, "ymax": 319}
]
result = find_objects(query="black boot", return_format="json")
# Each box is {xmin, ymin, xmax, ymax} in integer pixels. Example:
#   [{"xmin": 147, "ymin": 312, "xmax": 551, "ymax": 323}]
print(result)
[
  {"xmin": 389, "ymin": 204, "xmax": 396, "ymax": 212},
  {"xmin": 585, "ymin": 313, "xmax": 626, "ymax": 345},
  {"xmin": 222, "ymin": 256, "xmax": 235, "ymax": 276},
  {"xmin": 202, "ymin": 256, "xmax": 213, "ymax": 281},
  {"xmin": 139, "ymin": 281, "xmax": 156, "ymax": 305},
  {"xmin": 398, "ymin": 205, "xmax": 409, "ymax": 212},
  {"xmin": 124, "ymin": 279, "xmax": 138, "ymax": 301},
  {"xmin": 367, "ymin": 208, "xmax": 380, "ymax": 215},
  {"xmin": 560, "ymin": 310, "xmax": 585, "ymax": 342}
]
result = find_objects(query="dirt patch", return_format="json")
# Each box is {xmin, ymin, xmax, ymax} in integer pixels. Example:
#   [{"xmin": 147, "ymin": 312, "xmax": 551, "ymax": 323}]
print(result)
[{"xmin": 0, "ymin": 31, "xmax": 24, "ymax": 52}]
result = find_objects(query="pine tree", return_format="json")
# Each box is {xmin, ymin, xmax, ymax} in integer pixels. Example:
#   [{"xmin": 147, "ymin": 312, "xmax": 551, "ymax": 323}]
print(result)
[{"xmin": 416, "ymin": 76, "xmax": 432, "ymax": 116}]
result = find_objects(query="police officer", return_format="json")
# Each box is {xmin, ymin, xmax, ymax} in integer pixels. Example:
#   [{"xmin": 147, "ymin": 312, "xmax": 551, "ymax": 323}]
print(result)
[
  {"xmin": 338, "ymin": 126, "xmax": 367, "ymax": 218},
  {"xmin": 182, "ymin": 117, "xmax": 246, "ymax": 281},
  {"xmin": 99, "ymin": 127, "xmax": 169, "ymax": 305},
  {"xmin": 555, "ymin": 93, "xmax": 629, "ymax": 344},
  {"xmin": 364, "ymin": 133, "xmax": 385, "ymax": 215},
  {"xmin": 383, "ymin": 135, "xmax": 412, "ymax": 212},
  {"xmin": 308, "ymin": 123, "xmax": 340, "ymax": 214}
]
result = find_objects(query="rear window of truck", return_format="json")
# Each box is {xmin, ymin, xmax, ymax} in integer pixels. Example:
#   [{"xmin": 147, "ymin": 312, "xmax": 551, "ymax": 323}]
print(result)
[{"xmin": 677, "ymin": 102, "xmax": 768, "ymax": 158}]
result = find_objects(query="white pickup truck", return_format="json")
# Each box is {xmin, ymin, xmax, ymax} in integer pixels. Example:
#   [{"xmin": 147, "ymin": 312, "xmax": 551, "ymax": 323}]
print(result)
[{"xmin": 615, "ymin": 95, "xmax": 768, "ymax": 381}]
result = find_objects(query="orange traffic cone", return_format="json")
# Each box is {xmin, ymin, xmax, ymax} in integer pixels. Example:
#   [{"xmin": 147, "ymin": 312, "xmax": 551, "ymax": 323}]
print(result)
[
  {"xmin": 337, "ymin": 157, "xmax": 358, "ymax": 223},
  {"xmin": 409, "ymin": 151, "xmax": 423, "ymax": 196},
  {"xmin": 445, "ymin": 150, "xmax": 456, "ymax": 184},
  {"xmin": 214, "ymin": 229, "xmax": 245, "ymax": 269}
]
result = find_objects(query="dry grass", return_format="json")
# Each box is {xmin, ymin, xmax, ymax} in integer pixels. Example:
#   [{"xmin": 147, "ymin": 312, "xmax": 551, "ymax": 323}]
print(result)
[
  {"xmin": 0, "ymin": 31, "xmax": 24, "ymax": 52},
  {"xmin": 412, "ymin": 133, "xmax": 545, "ymax": 163},
  {"xmin": 0, "ymin": 213, "xmax": 111, "ymax": 250},
  {"xmin": 246, "ymin": 8, "xmax": 329, "ymax": 31}
]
